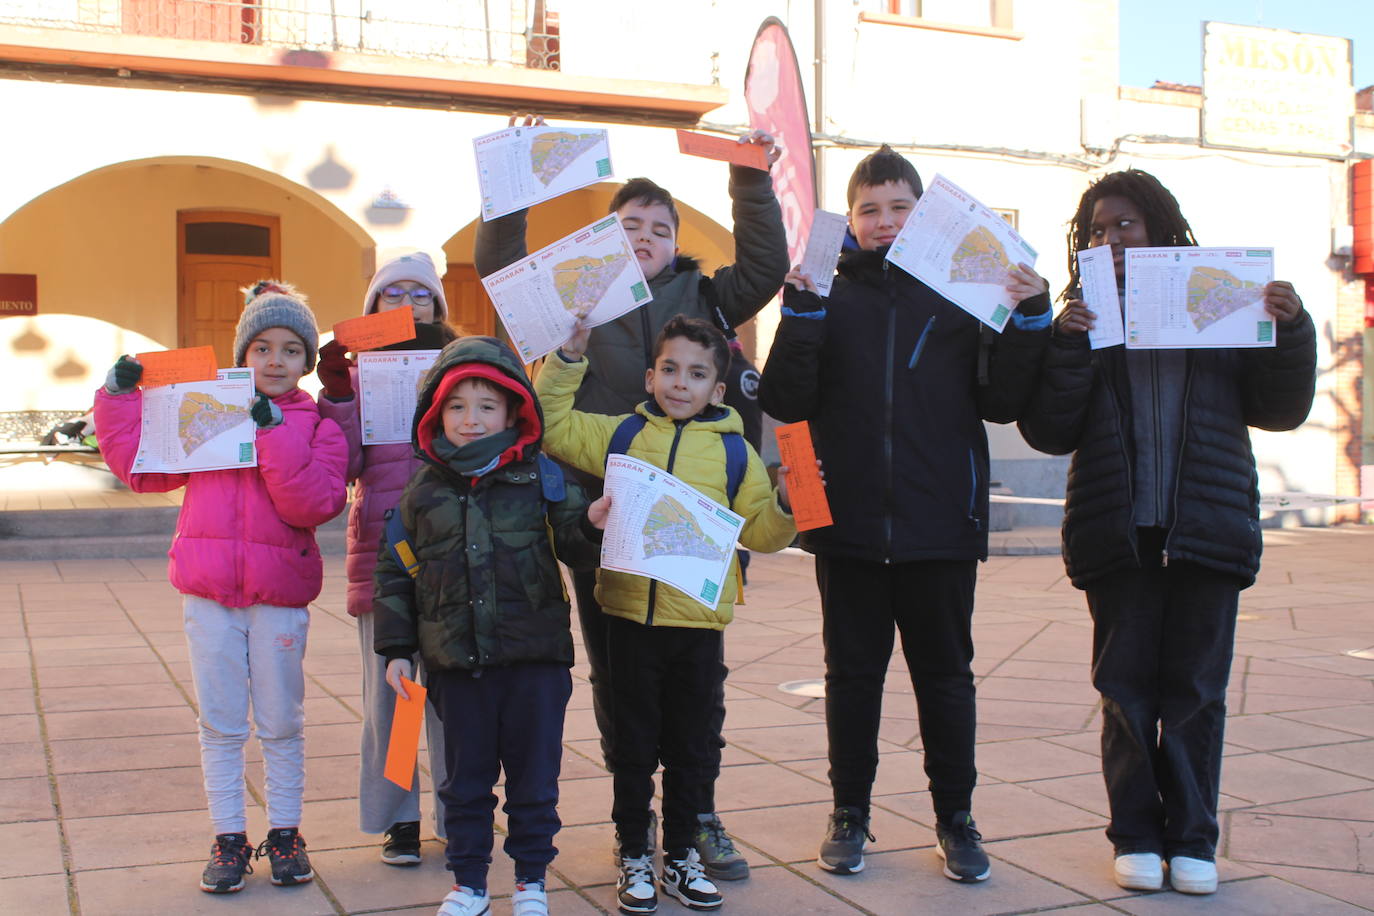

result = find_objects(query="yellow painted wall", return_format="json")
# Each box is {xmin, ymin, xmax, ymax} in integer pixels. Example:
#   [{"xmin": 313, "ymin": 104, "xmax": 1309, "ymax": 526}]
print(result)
[{"xmin": 0, "ymin": 160, "xmax": 370, "ymax": 412}]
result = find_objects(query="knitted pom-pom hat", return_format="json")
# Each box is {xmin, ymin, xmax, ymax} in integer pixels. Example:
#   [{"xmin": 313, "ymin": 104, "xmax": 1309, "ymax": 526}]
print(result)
[{"xmin": 234, "ymin": 280, "xmax": 320, "ymax": 371}]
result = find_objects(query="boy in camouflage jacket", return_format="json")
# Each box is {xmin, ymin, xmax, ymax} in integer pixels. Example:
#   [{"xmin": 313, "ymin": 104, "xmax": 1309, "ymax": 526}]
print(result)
[{"xmin": 373, "ymin": 336, "xmax": 608, "ymax": 916}]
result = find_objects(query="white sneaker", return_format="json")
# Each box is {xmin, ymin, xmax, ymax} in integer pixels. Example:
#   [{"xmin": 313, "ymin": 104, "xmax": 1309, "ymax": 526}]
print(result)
[
  {"xmin": 617, "ymin": 854, "xmax": 658, "ymax": 914},
  {"xmin": 437, "ymin": 885, "xmax": 491, "ymax": 916},
  {"xmin": 512, "ymin": 879, "xmax": 548, "ymax": 916},
  {"xmin": 1169, "ymin": 856, "xmax": 1218, "ymax": 894},
  {"xmin": 1114, "ymin": 852, "xmax": 1163, "ymax": 891}
]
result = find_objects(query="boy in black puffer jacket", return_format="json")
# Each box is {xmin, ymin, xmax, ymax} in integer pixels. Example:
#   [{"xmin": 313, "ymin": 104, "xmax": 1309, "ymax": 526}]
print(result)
[
  {"xmin": 759, "ymin": 146, "xmax": 1052, "ymax": 884},
  {"xmin": 373, "ymin": 336, "xmax": 608, "ymax": 916}
]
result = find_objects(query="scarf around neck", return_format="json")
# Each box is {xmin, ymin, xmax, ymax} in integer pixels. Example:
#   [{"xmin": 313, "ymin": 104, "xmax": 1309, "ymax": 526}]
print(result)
[{"xmin": 430, "ymin": 427, "xmax": 521, "ymax": 478}]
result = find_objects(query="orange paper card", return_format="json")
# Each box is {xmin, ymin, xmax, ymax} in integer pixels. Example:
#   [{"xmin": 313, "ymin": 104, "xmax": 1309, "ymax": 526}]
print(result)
[
  {"xmin": 134, "ymin": 346, "xmax": 218, "ymax": 388},
  {"xmin": 775, "ymin": 421, "xmax": 832, "ymax": 532},
  {"xmin": 333, "ymin": 307, "xmax": 414, "ymax": 352},
  {"xmin": 383, "ymin": 676, "xmax": 427, "ymax": 791},
  {"xmin": 676, "ymin": 130, "xmax": 770, "ymax": 170}
]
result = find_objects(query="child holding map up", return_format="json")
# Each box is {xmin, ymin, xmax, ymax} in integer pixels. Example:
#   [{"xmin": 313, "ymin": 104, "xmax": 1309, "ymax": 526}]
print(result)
[
  {"xmin": 1017, "ymin": 169, "xmax": 1315, "ymax": 896},
  {"xmin": 94, "ymin": 282, "xmax": 348, "ymax": 895},
  {"xmin": 314, "ymin": 251, "xmax": 457, "ymax": 867},
  {"xmin": 372, "ymin": 335, "xmax": 608, "ymax": 916},
  {"xmin": 476, "ymin": 118, "xmax": 787, "ymax": 881},
  {"xmin": 758, "ymin": 146, "xmax": 1051, "ymax": 885},
  {"xmin": 536, "ymin": 315, "xmax": 797, "ymax": 915}
]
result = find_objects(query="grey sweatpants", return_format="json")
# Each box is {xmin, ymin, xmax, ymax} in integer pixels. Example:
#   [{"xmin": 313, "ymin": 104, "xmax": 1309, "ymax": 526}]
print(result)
[{"xmin": 358, "ymin": 615, "xmax": 447, "ymax": 837}]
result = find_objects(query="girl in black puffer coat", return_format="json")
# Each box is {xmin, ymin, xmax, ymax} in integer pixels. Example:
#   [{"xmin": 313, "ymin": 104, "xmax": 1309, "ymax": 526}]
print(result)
[{"xmin": 1018, "ymin": 169, "xmax": 1316, "ymax": 896}]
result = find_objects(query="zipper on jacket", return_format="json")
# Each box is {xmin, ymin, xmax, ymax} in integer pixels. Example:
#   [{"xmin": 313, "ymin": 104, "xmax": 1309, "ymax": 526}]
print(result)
[
  {"xmin": 882, "ymin": 261, "xmax": 896, "ymax": 563},
  {"xmin": 644, "ymin": 420, "xmax": 688, "ymax": 626},
  {"xmin": 908, "ymin": 315, "xmax": 935, "ymax": 370},
  {"xmin": 1151, "ymin": 351, "xmax": 1165, "ymax": 526},
  {"xmin": 1100, "ymin": 356, "xmax": 1138, "ymax": 563},
  {"xmin": 640, "ymin": 308, "xmax": 654, "ymax": 371},
  {"xmin": 1162, "ymin": 354, "xmax": 1195, "ymax": 569},
  {"xmin": 967, "ymin": 448, "xmax": 981, "ymax": 529}
]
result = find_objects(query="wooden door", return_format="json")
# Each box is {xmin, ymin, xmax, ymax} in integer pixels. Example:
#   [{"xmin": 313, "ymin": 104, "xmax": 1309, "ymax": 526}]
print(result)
[
  {"xmin": 443, "ymin": 263, "xmax": 497, "ymax": 338},
  {"xmin": 178, "ymin": 211, "xmax": 280, "ymax": 368}
]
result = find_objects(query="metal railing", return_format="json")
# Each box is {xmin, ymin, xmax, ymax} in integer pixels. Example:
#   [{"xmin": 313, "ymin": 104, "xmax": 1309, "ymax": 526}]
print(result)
[{"xmin": 0, "ymin": 0, "xmax": 560, "ymax": 69}]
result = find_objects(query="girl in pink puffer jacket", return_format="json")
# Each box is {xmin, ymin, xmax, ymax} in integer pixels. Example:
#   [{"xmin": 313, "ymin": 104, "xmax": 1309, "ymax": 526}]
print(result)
[
  {"xmin": 94, "ymin": 282, "xmax": 347, "ymax": 895},
  {"xmin": 313, "ymin": 251, "xmax": 456, "ymax": 864}
]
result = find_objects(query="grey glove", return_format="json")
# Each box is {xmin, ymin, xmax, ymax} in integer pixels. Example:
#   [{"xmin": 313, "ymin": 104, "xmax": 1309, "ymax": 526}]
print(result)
[
  {"xmin": 251, "ymin": 394, "xmax": 284, "ymax": 429},
  {"xmin": 104, "ymin": 355, "xmax": 143, "ymax": 394}
]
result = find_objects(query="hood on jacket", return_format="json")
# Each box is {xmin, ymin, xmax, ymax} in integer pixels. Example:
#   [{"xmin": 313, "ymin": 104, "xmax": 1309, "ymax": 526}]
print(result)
[
  {"xmin": 363, "ymin": 251, "xmax": 450, "ymax": 321},
  {"xmin": 412, "ymin": 336, "xmax": 541, "ymax": 467}
]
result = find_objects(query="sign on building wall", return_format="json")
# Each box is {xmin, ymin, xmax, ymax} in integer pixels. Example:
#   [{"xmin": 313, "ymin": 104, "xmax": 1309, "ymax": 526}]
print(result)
[
  {"xmin": 1202, "ymin": 22, "xmax": 1354, "ymax": 159},
  {"xmin": 0, "ymin": 274, "xmax": 37, "ymax": 316}
]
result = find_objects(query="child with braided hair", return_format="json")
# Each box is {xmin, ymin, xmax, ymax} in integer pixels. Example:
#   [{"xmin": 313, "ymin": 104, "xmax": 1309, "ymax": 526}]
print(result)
[
  {"xmin": 94, "ymin": 281, "xmax": 349, "ymax": 894},
  {"xmin": 1019, "ymin": 169, "xmax": 1316, "ymax": 895}
]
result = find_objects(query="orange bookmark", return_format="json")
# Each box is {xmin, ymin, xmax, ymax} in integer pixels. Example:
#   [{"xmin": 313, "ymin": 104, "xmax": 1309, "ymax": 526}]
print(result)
[
  {"xmin": 135, "ymin": 346, "xmax": 218, "ymax": 388},
  {"xmin": 676, "ymin": 130, "xmax": 770, "ymax": 170},
  {"xmin": 775, "ymin": 421, "xmax": 832, "ymax": 532},
  {"xmin": 333, "ymin": 307, "xmax": 415, "ymax": 352},
  {"xmin": 383, "ymin": 676, "xmax": 427, "ymax": 791}
]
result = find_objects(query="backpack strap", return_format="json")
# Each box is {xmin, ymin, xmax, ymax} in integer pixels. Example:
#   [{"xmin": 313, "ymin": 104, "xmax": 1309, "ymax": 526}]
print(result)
[
  {"xmin": 606, "ymin": 414, "xmax": 648, "ymax": 467},
  {"xmin": 536, "ymin": 453, "xmax": 565, "ymax": 502},
  {"xmin": 383, "ymin": 508, "xmax": 419, "ymax": 580},
  {"xmin": 721, "ymin": 432, "xmax": 747, "ymax": 507}
]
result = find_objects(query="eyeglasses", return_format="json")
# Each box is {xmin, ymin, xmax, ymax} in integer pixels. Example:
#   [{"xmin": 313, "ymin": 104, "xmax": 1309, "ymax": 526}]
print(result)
[{"xmin": 380, "ymin": 286, "xmax": 435, "ymax": 307}]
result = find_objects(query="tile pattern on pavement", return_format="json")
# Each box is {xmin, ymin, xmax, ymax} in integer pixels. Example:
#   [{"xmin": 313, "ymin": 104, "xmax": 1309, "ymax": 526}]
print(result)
[{"xmin": 1, "ymin": 528, "xmax": 1372, "ymax": 914}]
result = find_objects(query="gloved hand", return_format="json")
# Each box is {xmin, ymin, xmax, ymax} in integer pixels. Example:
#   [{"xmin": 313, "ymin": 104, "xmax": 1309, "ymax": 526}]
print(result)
[
  {"xmin": 103, "ymin": 355, "xmax": 143, "ymax": 394},
  {"xmin": 251, "ymin": 394, "xmax": 283, "ymax": 429},
  {"xmin": 782, "ymin": 281, "xmax": 826, "ymax": 316},
  {"xmin": 315, "ymin": 340, "xmax": 354, "ymax": 401}
]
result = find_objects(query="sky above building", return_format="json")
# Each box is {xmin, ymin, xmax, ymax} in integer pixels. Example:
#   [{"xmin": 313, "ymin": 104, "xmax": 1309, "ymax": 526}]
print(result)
[{"xmin": 1120, "ymin": 0, "xmax": 1371, "ymax": 90}]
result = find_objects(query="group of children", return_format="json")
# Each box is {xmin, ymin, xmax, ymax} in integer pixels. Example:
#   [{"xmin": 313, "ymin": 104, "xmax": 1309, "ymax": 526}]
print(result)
[{"xmin": 93, "ymin": 130, "xmax": 1316, "ymax": 915}]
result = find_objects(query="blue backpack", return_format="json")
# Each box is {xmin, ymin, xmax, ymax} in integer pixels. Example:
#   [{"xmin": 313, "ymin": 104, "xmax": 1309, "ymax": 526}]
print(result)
[{"xmin": 605, "ymin": 414, "xmax": 748, "ymax": 507}]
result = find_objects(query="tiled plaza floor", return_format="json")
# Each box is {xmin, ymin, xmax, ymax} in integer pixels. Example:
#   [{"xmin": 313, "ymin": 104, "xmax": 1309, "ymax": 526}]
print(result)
[{"xmin": 2, "ymin": 528, "xmax": 1372, "ymax": 914}]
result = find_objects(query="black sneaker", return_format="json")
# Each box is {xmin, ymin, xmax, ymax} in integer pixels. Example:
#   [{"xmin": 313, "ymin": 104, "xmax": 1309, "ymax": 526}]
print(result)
[
  {"xmin": 200, "ymin": 832, "xmax": 253, "ymax": 893},
  {"xmin": 693, "ymin": 813, "xmax": 749, "ymax": 881},
  {"xmin": 614, "ymin": 809, "xmax": 658, "ymax": 866},
  {"xmin": 617, "ymin": 853, "xmax": 658, "ymax": 914},
  {"xmin": 661, "ymin": 848, "xmax": 723, "ymax": 911},
  {"xmin": 817, "ymin": 806, "xmax": 873, "ymax": 874},
  {"xmin": 936, "ymin": 811, "xmax": 990, "ymax": 882},
  {"xmin": 257, "ymin": 827, "xmax": 314, "ymax": 886},
  {"xmin": 381, "ymin": 820, "xmax": 421, "ymax": 866}
]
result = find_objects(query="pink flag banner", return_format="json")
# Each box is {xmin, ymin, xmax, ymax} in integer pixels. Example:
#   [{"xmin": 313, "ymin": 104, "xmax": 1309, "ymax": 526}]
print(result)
[{"xmin": 744, "ymin": 17, "xmax": 818, "ymax": 272}]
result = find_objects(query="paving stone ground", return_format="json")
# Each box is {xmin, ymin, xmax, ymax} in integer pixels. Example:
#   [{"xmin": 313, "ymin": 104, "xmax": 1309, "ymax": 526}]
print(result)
[{"xmin": 2, "ymin": 527, "xmax": 1372, "ymax": 914}]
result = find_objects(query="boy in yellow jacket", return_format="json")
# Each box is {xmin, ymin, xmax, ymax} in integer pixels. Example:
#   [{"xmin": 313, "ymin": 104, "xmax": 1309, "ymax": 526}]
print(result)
[{"xmin": 537, "ymin": 314, "xmax": 795, "ymax": 914}]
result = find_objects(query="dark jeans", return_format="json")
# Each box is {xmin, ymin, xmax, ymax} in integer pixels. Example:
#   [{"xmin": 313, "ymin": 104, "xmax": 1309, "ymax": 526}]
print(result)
[
  {"xmin": 816, "ymin": 554, "xmax": 978, "ymax": 822},
  {"xmin": 606, "ymin": 616, "xmax": 725, "ymax": 854},
  {"xmin": 1085, "ymin": 528, "xmax": 1239, "ymax": 861},
  {"xmin": 571, "ymin": 568, "xmax": 728, "ymax": 810},
  {"xmin": 427, "ymin": 663, "xmax": 572, "ymax": 889}
]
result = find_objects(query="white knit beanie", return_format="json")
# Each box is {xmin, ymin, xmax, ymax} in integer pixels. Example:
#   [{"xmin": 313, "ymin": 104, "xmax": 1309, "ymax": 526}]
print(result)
[
  {"xmin": 362, "ymin": 251, "xmax": 449, "ymax": 320},
  {"xmin": 234, "ymin": 281, "xmax": 320, "ymax": 371}
]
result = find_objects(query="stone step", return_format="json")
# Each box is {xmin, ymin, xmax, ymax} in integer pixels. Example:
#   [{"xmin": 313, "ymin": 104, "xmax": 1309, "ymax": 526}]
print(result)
[{"xmin": 0, "ymin": 507, "xmax": 348, "ymax": 560}]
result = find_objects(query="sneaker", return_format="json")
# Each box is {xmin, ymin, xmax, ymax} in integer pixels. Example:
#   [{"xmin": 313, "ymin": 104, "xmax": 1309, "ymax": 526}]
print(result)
[
  {"xmin": 1114, "ymin": 852, "xmax": 1164, "ymax": 891},
  {"xmin": 661, "ymin": 848, "xmax": 723, "ymax": 911},
  {"xmin": 199, "ymin": 832, "xmax": 253, "ymax": 893},
  {"xmin": 436, "ymin": 885, "xmax": 491, "ymax": 916},
  {"xmin": 256, "ymin": 827, "xmax": 314, "ymax": 886},
  {"xmin": 511, "ymin": 879, "xmax": 548, "ymax": 916},
  {"xmin": 1169, "ymin": 855, "xmax": 1218, "ymax": 894},
  {"xmin": 617, "ymin": 853, "xmax": 658, "ymax": 914},
  {"xmin": 817, "ymin": 805, "xmax": 872, "ymax": 874},
  {"xmin": 935, "ymin": 811, "xmax": 990, "ymax": 882},
  {"xmin": 381, "ymin": 820, "xmax": 422, "ymax": 866},
  {"xmin": 693, "ymin": 813, "xmax": 750, "ymax": 881},
  {"xmin": 614, "ymin": 809, "xmax": 659, "ymax": 865}
]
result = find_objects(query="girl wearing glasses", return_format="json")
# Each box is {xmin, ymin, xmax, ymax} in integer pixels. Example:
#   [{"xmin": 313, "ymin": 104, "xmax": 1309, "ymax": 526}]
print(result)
[{"xmin": 315, "ymin": 252, "xmax": 458, "ymax": 866}]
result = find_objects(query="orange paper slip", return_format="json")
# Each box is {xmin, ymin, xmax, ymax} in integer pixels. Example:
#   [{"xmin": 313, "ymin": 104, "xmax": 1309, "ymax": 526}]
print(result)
[
  {"xmin": 134, "ymin": 346, "xmax": 218, "ymax": 388},
  {"xmin": 676, "ymin": 130, "xmax": 770, "ymax": 170},
  {"xmin": 383, "ymin": 676, "xmax": 428, "ymax": 791},
  {"xmin": 333, "ymin": 307, "xmax": 414, "ymax": 352},
  {"xmin": 775, "ymin": 421, "xmax": 832, "ymax": 532}
]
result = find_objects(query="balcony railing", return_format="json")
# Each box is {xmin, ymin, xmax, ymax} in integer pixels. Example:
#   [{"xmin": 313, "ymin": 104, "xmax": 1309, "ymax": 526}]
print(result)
[{"xmin": 0, "ymin": 0, "xmax": 560, "ymax": 69}]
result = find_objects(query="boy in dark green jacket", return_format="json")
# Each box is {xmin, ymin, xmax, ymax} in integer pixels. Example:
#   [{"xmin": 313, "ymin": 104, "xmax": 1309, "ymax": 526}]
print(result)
[{"xmin": 373, "ymin": 336, "xmax": 608, "ymax": 916}]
